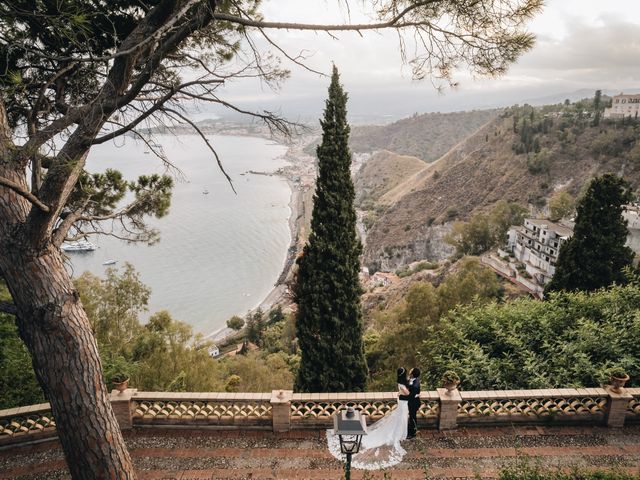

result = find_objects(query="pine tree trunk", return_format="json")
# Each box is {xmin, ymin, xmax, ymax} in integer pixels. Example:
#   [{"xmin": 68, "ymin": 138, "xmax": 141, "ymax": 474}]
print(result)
[{"xmin": 0, "ymin": 164, "xmax": 136, "ymax": 478}]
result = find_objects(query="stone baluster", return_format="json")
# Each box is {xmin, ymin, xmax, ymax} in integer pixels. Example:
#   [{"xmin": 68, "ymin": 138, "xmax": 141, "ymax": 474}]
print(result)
[
  {"xmin": 437, "ymin": 388, "xmax": 461, "ymax": 431},
  {"xmin": 110, "ymin": 388, "xmax": 136, "ymax": 431},
  {"xmin": 271, "ymin": 390, "xmax": 293, "ymax": 433},
  {"xmin": 604, "ymin": 386, "xmax": 632, "ymax": 428}
]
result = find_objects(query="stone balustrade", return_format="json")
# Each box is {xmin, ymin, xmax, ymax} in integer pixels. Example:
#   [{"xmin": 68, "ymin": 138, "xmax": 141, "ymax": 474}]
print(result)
[
  {"xmin": 1, "ymin": 387, "xmax": 639, "ymax": 447},
  {"xmin": 0, "ymin": 403, "xmax": 57, "ymax": 446}
]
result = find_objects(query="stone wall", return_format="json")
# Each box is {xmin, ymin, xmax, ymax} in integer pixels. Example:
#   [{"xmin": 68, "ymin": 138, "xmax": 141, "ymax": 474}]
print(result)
[{"xmin": 2, "ymin": 387, "xmax": 639, "ymax": 448}]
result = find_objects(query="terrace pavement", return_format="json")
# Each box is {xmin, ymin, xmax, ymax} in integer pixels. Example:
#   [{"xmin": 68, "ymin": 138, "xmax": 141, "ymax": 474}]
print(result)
[{"xmin": 1, "ymin": 425, "xmax": 640, "ymax": 479}]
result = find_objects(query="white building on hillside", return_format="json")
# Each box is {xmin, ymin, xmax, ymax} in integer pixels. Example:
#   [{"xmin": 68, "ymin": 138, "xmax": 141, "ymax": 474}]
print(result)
[
  {"xmin": 208, "ymin": 345, "xmax": 220, "ymax": 358},
  {"xmin": 624, "ymin": 205, "xmax": 640, "ymax": 254},
  {"xmin": 507, "ymin": 219, "xmax": 574, "ymax": 287},
  {"xmin": 624, "ymin": 205, "xmax": 640, "ymax": 230},
  {"xmin": 604, "ymin": 93, "xmax": 640, "ymax": 119}
]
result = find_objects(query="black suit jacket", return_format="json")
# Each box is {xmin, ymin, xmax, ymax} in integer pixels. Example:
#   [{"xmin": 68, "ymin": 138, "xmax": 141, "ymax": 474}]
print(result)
[{"xmin": 407, "ymin": 377, "xmax": 421, "ymax": 407}]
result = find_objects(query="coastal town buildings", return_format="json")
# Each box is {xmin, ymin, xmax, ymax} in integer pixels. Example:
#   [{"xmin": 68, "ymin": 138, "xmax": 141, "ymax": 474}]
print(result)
[{"xmin": 603, "ymin": 93, "xmax": 640, "ymax": 119}]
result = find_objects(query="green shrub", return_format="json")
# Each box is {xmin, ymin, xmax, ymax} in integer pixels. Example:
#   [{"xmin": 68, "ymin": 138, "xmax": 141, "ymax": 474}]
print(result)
[
  {"xmin": 442, "ymin": 370, "xmax": 460, "ymax": 383},
  {"xmin": 607, "ymin": 367, "xmax": 628, "ymax": 379},
  {"xmin": 527, "ymin": 148, "xmax": 551, "ymax": 174},
  {"xmin": 417, "ymin": 282, "xmax": 640, "ymax": 391}
]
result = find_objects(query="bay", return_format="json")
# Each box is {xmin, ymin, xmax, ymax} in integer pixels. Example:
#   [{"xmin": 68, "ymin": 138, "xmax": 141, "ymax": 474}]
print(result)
[{"xmin": 67, "ymin": 134, "xmax": 291, "ymax": 334}]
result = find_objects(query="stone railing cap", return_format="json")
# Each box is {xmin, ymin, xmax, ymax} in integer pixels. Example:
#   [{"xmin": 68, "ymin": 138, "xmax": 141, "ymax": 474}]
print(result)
[{"xmin": 0, "ymin": 403, "xmax": 52, "ymax": 420}]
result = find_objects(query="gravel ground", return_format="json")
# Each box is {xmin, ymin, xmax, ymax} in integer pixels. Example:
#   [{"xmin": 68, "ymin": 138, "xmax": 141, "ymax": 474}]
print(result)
[{"xmin": 2, "ymin": 426, "xmax": 640, "ymax": 479}]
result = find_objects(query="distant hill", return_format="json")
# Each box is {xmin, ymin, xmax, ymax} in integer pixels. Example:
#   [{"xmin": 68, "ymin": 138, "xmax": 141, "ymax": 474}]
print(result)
[
  {"xmin": 363, "ymin": 102, "xmax": 640, "ymax": 271},
  {"xmin": 349, "ymin": 109, "xmax": 500, "ymax": 162},
  {"xmin": 523, "ymin": 89, "xmax": 640, "ymax": 107},
  {"xmin": 354, "ymin": 151, "xmax": 425, "ymax": 208}
]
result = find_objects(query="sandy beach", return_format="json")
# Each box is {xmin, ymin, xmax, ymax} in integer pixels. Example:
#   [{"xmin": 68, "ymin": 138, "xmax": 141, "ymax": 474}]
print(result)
[
  {"xmin": 252, "ymin": 138, "xmax": 316, "ymax": 310},
  {"xmin": 203, "ymin": 137, "xmax": 316, "ymax": 343}
]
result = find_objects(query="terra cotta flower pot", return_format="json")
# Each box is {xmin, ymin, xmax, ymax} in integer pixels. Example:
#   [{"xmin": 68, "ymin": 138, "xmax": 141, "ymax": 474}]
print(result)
[
  {"xmin": 610, "ymin": 374, "xmax": 630, "ymax": 393},
  {"xmin": 113, "ymin": 379, "xmax": 130, "ymax": 394}
]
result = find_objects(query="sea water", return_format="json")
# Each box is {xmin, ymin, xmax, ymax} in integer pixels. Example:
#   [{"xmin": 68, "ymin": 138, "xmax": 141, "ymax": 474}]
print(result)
[{"xmin": 67, "ymin": 134, "xmax": 291, "ymax": 334}]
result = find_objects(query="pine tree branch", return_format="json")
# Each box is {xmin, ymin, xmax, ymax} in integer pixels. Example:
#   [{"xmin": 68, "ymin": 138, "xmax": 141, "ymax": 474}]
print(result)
[
  {"xmin": 161, "ymin": 107, "xmax": 237, "ymax": 194},
  {"xmin": 92, "ymin": 79, "xmax": 223, "ymax": 145},
  {"xmin": 0, "ymin": 301, "xmax": 17, "ymax": 315},
  {"xmin": 0, "ymin": 176, "xmax": 50, "ymax": 212},
  {"xmin": 213, "ymin": 1, "xmax": 439, "ymax": 32}
]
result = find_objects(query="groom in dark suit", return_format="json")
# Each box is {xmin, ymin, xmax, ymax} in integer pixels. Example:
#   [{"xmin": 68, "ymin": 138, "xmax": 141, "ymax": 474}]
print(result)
[{"xmin": 407, "ymin": 367, "xmax": 421, "ymax": 438}]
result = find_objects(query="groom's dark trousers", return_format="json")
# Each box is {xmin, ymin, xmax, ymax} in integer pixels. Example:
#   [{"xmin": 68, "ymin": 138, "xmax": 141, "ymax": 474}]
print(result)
[{"xmin": 407, "ymin": 378, "xmax": 421, "ymax": 437}]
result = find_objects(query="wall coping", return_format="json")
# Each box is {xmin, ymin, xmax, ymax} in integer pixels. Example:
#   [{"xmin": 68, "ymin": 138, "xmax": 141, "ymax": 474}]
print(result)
[{"xmin": 2, "ymin": 387, "xmax": 639, "ymax": 420}]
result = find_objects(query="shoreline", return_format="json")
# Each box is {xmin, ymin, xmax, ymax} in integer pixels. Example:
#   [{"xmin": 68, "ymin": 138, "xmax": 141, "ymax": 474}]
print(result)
[{"xmin": 203, "ymin": 138, "xmax": 315, "ymax": 344}]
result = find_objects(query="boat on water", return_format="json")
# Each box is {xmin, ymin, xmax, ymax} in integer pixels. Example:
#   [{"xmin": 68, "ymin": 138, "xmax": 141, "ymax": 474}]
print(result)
[
  {"xmin": 61, "ymin": 240, "xmax": 97, "ymax": 252},
  {"xmin": 202, "ymin": 189, "xmax": 209, "ymax": 195},
  {"xmin": 102, "ymin": 260, "xmax": 117, "ymax": 266}
]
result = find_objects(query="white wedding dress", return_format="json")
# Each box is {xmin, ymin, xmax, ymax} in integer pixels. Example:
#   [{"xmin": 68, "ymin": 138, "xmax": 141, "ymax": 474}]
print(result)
[{"xmin": 326, "ymin": 384, "xmax": 409, "ymax": 470}]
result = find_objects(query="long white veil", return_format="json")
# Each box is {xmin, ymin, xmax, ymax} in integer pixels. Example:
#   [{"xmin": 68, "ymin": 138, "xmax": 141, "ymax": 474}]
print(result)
[{"xmin": 326, "ymin": 399, "xmax": 408, "ymax": 470}]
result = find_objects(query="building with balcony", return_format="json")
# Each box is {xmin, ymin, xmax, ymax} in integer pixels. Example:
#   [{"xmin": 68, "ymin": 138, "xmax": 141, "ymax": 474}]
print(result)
[
  {"xmin": 603, "ymin": 93, "xmax": 640, "ymax": 119},
  {"xmin": 507, "ymin": 218, "xmax": 574, "ymax": 289}
]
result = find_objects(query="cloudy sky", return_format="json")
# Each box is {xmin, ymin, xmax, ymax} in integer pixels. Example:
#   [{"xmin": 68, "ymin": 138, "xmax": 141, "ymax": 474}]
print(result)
[{"xmin": 209, "ymin": 0, "xmax": 640, "ymax": 121}]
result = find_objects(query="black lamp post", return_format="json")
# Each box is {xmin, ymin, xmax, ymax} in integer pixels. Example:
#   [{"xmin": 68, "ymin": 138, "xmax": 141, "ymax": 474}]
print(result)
[{"xmin": 333, "ymin": 406, "xmax": 367, "ymax": 480}]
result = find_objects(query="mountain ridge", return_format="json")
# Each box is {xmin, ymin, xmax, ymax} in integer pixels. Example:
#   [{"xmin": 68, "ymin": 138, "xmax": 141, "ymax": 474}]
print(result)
[{"xmin": 361, "ymin": 102, "xmax": 640, "ymax": 271}]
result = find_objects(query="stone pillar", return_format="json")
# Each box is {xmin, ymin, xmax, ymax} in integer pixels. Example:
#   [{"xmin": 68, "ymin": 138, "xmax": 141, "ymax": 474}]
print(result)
[
  {"xmin": 109, "ymin": 388, "xmax": 136, "ymax": 431},
  {"xmin": 604, "ymin": 386, "xmax": 632, "ymax": 428},
  {"xmin": 437, "ymin": 388, "xmax": 461, "ymax": 431},
  {"xmin": 271, "ymin": 390, "xmax": 292, "ymax": 433}
]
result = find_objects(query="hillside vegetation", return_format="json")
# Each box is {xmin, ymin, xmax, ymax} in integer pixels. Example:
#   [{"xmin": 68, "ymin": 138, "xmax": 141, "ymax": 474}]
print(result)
[
  {"xmin": 363, "ymin": 99, "xmax": 640, "ymax": 270},
  {"xmin": 365, "ymin": 267, "xmax": 640, "ymax": 391},
  {"xmin": 355, "ymin": 150, "xmax": 425, "ymax": 208},
  {"xmin": 418, "ymin": 280, "xmax": 640, "ymax": 391},
  {"xmin": 349, "ymin": 109, "xmax": 499, "ymax": 162}
]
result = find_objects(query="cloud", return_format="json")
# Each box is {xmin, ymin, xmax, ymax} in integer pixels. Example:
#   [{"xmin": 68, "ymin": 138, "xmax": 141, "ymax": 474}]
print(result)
[
  {"xmin": 208, "ymin": 2, "xmax": 640, "ymax": 119},
  {"xmin": 518, "ymin": 20, "xmax": 640, "ymax": 74}
]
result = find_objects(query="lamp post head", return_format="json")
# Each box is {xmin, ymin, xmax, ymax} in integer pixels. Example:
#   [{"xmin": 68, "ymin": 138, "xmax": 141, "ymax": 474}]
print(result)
[{"xmin": 333, "ymin": 406, "xmax": 367, "ymax": 455}]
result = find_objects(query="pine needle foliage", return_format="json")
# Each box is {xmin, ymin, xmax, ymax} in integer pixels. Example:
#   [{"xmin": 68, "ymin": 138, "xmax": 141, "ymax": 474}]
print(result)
[
  {"xmin": 294, "ymin": 66, "xmax": 368, "ymax": 392},
  {"xmin": 546, "ymin": 174, "xmax": 634, "ymax": 294}
]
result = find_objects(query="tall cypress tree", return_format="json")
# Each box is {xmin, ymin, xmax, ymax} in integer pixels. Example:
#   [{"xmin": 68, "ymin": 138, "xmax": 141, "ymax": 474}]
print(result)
[
  {"xmin": 294, "ymin": 66, "xmax": 368, "ymax": 392},
  {"xmin": 545, "ymin": 174, "xmax": 634, "ymax": 294}
]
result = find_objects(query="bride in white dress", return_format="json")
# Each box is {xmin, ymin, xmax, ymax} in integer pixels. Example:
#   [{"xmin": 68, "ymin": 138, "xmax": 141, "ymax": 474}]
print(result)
[{"xmin": 327, "ymin": 368, "xmax": 410, "ymax": 470}]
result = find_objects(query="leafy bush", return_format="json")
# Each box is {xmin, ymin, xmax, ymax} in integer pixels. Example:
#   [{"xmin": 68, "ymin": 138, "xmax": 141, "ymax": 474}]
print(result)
[
  {"xmin": 442, "ymin": 370, "xmax": 460, "ymax": 383},
  {"xmin": 366, "ymin": 257, "xmax": 501, "ymax": 390},
  {"xmin": 548, "ymin": 191, "xmax": 575, "ymax": 221},
  {"xmin": 0, "ymin": 309, "xmax": 44, "ymax": 408},
  {"xmin": 590, "ymin": 130, "xmax": 635, "ymax": 157},
  {"xmin": 445, "ymin": 201, "xmax": 527, "ymax": 256},
  {"xmin": 104, "ymin": 356, "xmax": 135, "ymax": 388},
  {"xmin": 226, "ymin": 315, "xmax": 245, "ymax": 331},
  {"xmin": 607, "ymin": 367, "xmax": 629, "ymax": 379},
  {"xmin": 527, "ymin": 148, "xmax": 551, "ymax": 174},
  {"xmin": 418, "ymin": 282, "xmax": 640, "ymax": 391}
]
